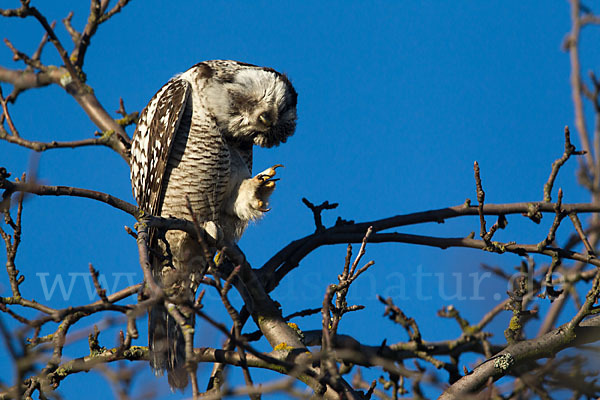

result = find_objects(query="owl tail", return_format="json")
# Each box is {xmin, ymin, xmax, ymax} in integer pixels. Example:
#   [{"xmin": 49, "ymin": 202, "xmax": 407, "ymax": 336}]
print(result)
[
  {"xmin": 148, "ymin": 303, "xmax": 190, "ymax": 390},
  {"xmin": 148, "ymin": 230, "xmax": 205, "ymax": 390}
]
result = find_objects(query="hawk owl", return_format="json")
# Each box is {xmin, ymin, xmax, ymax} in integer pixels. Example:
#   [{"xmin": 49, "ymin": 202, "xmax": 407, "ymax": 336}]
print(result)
[{"xmin": 130, "ymin": 60, "xmax": 297, "ymax": 388}]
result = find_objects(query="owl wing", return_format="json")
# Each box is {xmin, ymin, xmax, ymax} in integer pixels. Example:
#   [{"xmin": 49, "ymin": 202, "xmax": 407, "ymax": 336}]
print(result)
[{"xmin": 131, "ymin": 78, "xmax": 191, "ymax": 215}]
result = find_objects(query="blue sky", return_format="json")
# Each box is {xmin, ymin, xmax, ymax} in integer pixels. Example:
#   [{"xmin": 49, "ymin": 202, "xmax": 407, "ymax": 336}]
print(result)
[{"xmin": 0, "ymin": 1, "xmax": 595, "ymax": 399}]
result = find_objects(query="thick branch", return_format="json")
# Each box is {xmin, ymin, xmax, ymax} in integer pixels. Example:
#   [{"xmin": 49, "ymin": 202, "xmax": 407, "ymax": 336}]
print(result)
[
  {"xmin": 0, "ymin": 65, "xmax": 62, "ymax": 92},
  {"xmin": 0, "ymin": 179, "xmax": 138, "ymax": 216},
  {"xmin": 259, "ymin": 201, "xmax": 600, "ymax": 292},
  {"xmin": 440, "ymin": 314, "xmax": 600, "ymax": 398},
  {"xmin": 0, "ymin": 132, "xmax": 116, "ymax": 152},
  {"xmin": 567, "ymin": 0, "xmax": 596, "ymax": 170}
]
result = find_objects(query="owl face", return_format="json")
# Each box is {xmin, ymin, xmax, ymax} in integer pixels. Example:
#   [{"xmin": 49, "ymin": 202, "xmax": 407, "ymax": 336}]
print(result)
[{"xmin": 208, "ymin": 65, "xmax": 297, "ymax": 148}]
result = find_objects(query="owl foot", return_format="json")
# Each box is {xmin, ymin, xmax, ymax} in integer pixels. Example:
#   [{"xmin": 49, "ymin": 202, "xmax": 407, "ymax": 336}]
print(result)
[
  {"xmin": 233, "ymin": 164, "xmax": 283, "ymax": 222},
  {"xmin": 253, "ymin": 164, "xmax": 283, "ymax": 212}
]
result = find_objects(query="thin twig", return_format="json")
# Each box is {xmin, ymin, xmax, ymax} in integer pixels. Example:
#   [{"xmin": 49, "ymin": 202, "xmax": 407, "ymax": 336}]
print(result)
[
  {"xmin": 302, "ymin": 198, "xmax": 338, "ymax": 232},
  {"xmin": 544, "ymin": 127, "xmax": 586, "ymax": 202},
  {"xmin": 89, "ymin": 264, "xmax": 108, "ymax": 303},
  {"xmin": 474, "ymin": 161, "xmax": 487, "ymax": 240},
  {"xmin": 569, "ymin": 212, "xmax": 596, "ymax": 255}
]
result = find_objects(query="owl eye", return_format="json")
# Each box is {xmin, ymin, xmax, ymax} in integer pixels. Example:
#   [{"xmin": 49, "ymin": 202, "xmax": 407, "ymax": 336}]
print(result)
[{"xmin": 258, "ymin": 112, "xmax": 272, "ymax": 127}]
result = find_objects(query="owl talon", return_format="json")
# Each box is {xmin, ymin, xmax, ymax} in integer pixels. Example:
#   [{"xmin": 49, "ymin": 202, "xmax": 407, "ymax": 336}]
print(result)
[
  {"xmin": 261, "ymin": 178, "xmax": 279, "ymax": 188},
  {"xmin": 256, "ymin": 175, "xmax": 269, "ymax": 182},
  {"xmin": 256, "ymin": 164, "xmax": 284, "ymax": 182}
]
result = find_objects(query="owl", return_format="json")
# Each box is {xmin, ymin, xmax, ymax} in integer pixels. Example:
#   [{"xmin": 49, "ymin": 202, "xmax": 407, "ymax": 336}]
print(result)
[{"xmin": 130, "ymin": 60, "xmax": 297, "ymax": 388}]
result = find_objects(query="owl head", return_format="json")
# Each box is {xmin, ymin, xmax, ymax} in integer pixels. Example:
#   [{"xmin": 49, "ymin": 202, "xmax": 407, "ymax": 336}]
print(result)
[{"xmin": 205, "ymin": 62, "xmax": 298, "ymax": 148}]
